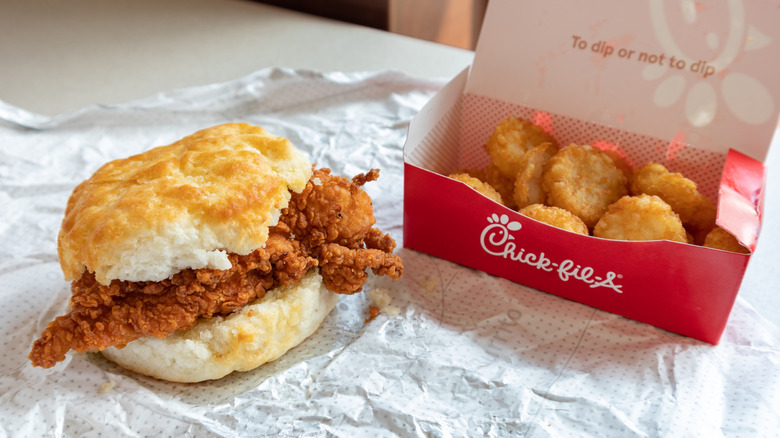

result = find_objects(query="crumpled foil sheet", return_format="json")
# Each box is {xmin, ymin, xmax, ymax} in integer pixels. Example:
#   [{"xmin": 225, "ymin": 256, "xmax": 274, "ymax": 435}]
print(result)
[{"xmin": 0, "ymin": 68, "xmax": 778, "ymax": 437}]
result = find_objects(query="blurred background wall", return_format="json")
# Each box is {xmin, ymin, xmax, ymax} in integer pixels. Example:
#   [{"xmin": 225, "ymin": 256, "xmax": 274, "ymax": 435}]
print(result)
[{"xmin": 253, "ymin": 0, "xmax": 486, "ymax": 49}]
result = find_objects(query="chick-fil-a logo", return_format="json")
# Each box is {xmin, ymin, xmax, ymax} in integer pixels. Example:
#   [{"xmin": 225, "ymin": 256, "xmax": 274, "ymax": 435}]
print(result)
[{"xmin": 480, "ymin": 214, "xmax": 624, "ymax": 293}]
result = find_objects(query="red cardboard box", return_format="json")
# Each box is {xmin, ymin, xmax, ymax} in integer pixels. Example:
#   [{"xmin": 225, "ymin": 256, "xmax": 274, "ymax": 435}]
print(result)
[{"xmin": 403, "ymin": 0, "xmax": 779, "ymax": 344}]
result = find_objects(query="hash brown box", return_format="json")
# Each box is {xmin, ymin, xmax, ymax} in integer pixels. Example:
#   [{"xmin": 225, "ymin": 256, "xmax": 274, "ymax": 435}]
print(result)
[{"xmin": 402, "ymin": 0, "xmax": 780, "ymax": 343}]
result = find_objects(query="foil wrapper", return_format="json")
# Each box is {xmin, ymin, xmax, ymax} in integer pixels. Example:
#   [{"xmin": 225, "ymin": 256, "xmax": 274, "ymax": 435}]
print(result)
[{"xmin": 0, "ymin": 68, "xmax": 778, "ymax": 437}]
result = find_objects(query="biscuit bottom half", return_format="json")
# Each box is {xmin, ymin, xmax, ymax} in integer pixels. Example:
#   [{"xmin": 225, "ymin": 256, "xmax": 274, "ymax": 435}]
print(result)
[{"xmin": 101, "ymin": 271, "xmax": 337, "ymax": 382}]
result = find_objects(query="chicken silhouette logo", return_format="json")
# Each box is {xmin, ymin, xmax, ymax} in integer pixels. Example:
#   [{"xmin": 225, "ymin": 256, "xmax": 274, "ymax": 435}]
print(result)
[
  {"xmin": 479, "ymin": 213, "xmax": 624, "ymax": 293},
  {"xmin": 480, "ymin": 214, "xmax": 522, "ymax": 250}
]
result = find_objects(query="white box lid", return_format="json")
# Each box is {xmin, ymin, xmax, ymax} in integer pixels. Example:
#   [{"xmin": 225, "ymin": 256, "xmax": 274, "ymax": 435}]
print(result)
[{"xmin": 466, "ymin": 0, "xmax": 780, "ymax": 161}]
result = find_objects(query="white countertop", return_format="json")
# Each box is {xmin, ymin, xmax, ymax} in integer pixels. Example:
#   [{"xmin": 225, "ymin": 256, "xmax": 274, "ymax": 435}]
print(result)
[{"xmin": 0, "ymin": 0, "xmax": 473, "ymax": 117}]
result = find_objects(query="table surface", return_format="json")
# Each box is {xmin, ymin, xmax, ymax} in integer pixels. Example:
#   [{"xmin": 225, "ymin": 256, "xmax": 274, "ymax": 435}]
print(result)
[{"xmin": 2, "ymin": 0, "xmax": 778, "ymax": 328}]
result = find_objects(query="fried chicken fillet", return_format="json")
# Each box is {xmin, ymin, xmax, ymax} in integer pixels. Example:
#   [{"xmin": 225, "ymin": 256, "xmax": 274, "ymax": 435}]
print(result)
[{"xmin": 29, "ymin": 124, "xmax": 403, "ymax": 371}]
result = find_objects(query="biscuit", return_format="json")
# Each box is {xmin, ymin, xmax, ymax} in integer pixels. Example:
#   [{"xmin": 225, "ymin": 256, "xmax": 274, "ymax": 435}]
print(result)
[
  {"xmin": 100, "ymin": 271, "xmax": 337, "ymax": 382},
  {"xmin": 57, "ymin": 123, "xmax": 312, "ymax": 285}
]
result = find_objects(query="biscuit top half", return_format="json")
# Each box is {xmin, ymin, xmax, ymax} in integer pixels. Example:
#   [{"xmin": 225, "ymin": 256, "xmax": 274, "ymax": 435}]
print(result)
[{"xmin": 58, "ymin": 123, "xmax": 312, "ymax": 286}]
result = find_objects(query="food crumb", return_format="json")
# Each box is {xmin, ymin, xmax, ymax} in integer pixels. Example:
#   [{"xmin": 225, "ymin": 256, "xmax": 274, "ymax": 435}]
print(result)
[
  {"xmin": 366, "ymin": 287, "xmax": 401, "ymax": 318},
  {"xmin": 365, "ymin": 306, "xmax": 380, "ymax": 322},
  {"xmin": 99, "ymin": 381, "xmax": 116, "ymax": 394},
  {"xmin": 420, "ymin": 276, "xmax": 440, "ymax": 293}
]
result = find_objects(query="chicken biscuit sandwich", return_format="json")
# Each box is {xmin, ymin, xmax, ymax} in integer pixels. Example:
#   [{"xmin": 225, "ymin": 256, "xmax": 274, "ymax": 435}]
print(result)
[{"xmin": 29, "ymin": 123, "xmax": 403, "ymax": 382}]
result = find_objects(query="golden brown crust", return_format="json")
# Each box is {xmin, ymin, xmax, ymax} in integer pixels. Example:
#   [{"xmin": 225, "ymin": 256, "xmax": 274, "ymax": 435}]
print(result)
[
  {"xmin": 703, "ymin": 227, "xmax": 751, "ymax": 253},
  {"xmin": 593, "ymin": 194, "xmax": 688, "ymax": 243},
  {"xmin": 630, "ymin": 162, "xmax": 716, "ymax": 235},
  {"xmin": 542, "ymin": 144, "xmax": 628, "ymax": 229},
  {"xmin": 58, "ymin": 123, "xmax": 312, "ymax": 285},
  {"xmin": 519, "ymin": 204, "xmax": 588, "ymax": 235},
  {"xmin": 448, "ymin": 172, "xmax": 504, "ymax": 205},
  {"xmin": 513, "ymin": 142, "xmax": 558, "ymax": 209},
  {"xmin": 484, "ymin": 163, "xmax": 517, "ymax": 209},
  {"xmin": 485, "ymin": 116, "xmax": 558, "ymax": 179},
  {"xmin": 599, "ymin": 148, "xmax": 634, "ymax": 180}
]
